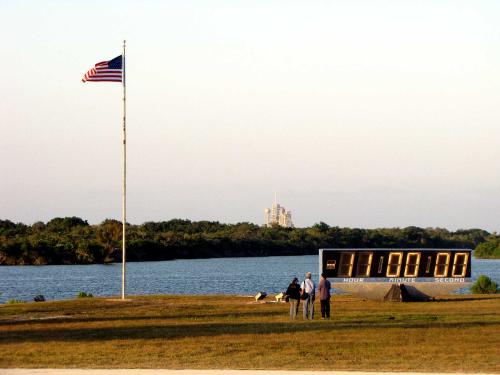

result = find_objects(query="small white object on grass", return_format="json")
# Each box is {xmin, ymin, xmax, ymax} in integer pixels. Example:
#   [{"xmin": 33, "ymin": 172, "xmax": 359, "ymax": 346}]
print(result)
[{"xmin": 275, "ymin": 292, "xmax": 285, "ymax": 302}]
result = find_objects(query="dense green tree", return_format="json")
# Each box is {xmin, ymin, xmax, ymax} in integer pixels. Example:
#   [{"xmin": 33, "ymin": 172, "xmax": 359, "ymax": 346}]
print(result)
[
  {"xmin": 96, "ymin": 219, "xmax": 122, "ymax": 263},
  {"xmin": 46, "ymin": 217, "xmax": 88, "ymax": 232},
  {"xmin": 312, "ymin": 222, "xmax": 330, "ymax": 233},
  {"xmin": 474, "ymin": 238, "xmax": 500, "ymax": 259}
]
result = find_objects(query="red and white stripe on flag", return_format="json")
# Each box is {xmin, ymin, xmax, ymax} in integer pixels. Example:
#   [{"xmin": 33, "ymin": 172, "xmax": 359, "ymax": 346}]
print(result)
[{"xmin": 82, "ymin": 56, "xmax": 123, "ymax": 83}]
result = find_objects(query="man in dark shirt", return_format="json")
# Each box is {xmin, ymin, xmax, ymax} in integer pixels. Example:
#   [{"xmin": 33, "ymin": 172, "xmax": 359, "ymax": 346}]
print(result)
[
  {"xmin": 285, "ymin": 277, "xmax": 301, "ymax": 319},
  {"xmin": 318, "ymin": 273, "xmax": 332, "ymax": 319}
]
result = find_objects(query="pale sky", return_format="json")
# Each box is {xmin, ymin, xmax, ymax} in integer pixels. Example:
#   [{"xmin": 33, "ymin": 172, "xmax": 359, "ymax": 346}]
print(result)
[{"xmin": 1, "ymin": 1, "xmax": 499, "ymax": 231}]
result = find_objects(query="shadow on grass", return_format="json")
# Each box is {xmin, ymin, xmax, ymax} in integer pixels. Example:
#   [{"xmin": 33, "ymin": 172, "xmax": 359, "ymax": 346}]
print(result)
[
  {"xmin": 433, "ymin": 296, "xmax": 497, "ymax": 302},
  {"xmin": 0, "ymin": 319, "xmax": 496, "ymax": 344},
  {"xmin": 0, "ymin": 310, "xmax": 285, "ymax": 326}
]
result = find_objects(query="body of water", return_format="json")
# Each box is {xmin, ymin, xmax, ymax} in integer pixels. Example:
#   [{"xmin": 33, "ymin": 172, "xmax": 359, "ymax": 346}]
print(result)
[{"xmin": 0, "ymin": 255, "xmax": 498, "ymax": 303}]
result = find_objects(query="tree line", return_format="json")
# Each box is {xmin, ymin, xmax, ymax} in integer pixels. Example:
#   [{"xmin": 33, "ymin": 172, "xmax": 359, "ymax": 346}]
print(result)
[{"xmin": 0, "ymin": 217, "xmax": 496, "ymax": 265}]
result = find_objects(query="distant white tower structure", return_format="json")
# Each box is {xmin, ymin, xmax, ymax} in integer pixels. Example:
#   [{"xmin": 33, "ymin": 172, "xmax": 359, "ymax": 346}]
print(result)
[
  {"xmin": 264, "ymin": 208, "xmax": 271, "ymax": 226},
  {"xmin": 264, "ymin": 193, "xmax": 293, "ymax": 228}
]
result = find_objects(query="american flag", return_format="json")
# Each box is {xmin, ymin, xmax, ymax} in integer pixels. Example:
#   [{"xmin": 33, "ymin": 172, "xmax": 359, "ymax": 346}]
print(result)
[{"xmin": 82, "ymin": 55, "xmax": 123, "ymax": 83}]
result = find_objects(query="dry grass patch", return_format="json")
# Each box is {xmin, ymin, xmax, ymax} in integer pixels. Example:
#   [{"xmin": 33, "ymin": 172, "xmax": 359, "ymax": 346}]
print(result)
[{"xmin": 0, "ymin": 294, "xmax": 499, "ymax": 372}]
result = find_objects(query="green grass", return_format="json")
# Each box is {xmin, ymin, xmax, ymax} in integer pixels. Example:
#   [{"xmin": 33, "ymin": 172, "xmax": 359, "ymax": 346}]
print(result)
[{"xmin": 0, "ymin": 294, "xmax": 499, "ymax": 372}]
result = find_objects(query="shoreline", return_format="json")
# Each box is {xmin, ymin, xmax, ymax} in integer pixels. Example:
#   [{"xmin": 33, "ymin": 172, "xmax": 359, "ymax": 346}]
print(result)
[{"xmin": 2, "ymin": 254, "xmax": 500, "ymax": 267}]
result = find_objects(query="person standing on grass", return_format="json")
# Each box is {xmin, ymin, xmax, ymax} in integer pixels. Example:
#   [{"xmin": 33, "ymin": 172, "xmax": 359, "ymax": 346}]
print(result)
[
  {"xmin": 318, "ymin": 273, "xmax": 331, "ymax": 319},
  {"xmin": 285, "ymin": 277, "xmax": 301, "ymax": 319},
  {"xmin": 301, "ymin": 272, "xmax": 315, "ymax": 320}
]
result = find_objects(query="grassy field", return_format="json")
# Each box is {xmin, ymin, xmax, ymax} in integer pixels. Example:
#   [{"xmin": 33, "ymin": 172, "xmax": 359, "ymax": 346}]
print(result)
[{"xmin": 0, "ymin": 294, "xmax": 499, "ymax": 372}]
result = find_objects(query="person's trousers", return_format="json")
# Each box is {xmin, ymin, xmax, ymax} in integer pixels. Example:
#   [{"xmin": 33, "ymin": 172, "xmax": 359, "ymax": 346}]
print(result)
[
  {"xmin": 303, "ymin": 295, "xmax": 314, "ymax": 320},
  {"xmin": 289, "ymin": 299, "xmax": 299, "ymax": 319},
  {"xmin": 320, "ymin": 298, "xmax": 330, "ymax": 318}
]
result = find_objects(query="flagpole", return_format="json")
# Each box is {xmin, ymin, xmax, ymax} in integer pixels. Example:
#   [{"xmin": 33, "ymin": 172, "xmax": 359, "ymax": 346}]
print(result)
[{"xmin": 121, "ymin": 40, "xmax": 127, "ymax": 300}]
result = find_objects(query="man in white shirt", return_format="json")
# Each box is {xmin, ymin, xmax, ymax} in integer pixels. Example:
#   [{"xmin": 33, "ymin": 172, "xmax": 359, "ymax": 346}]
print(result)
[{"xmin": 301, "ymin": 272, "xmax": 316, "ymax": 320}]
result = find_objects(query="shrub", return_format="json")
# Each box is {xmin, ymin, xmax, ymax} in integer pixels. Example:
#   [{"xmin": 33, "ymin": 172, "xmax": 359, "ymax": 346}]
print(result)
[
  {"xmin": 471, "ymin": 275, "xmax": 499, "ymax": 294},
  {"xmin": 7, "ymin": 299, "xmax": 24, "ymax": 304},
  {"xmin": 77, "ymin": 291, "xmax": 93, "ymax": 298},
  {"xmin": 34, "ymin": 295, "xmax": 45, "ymax": 302}
]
